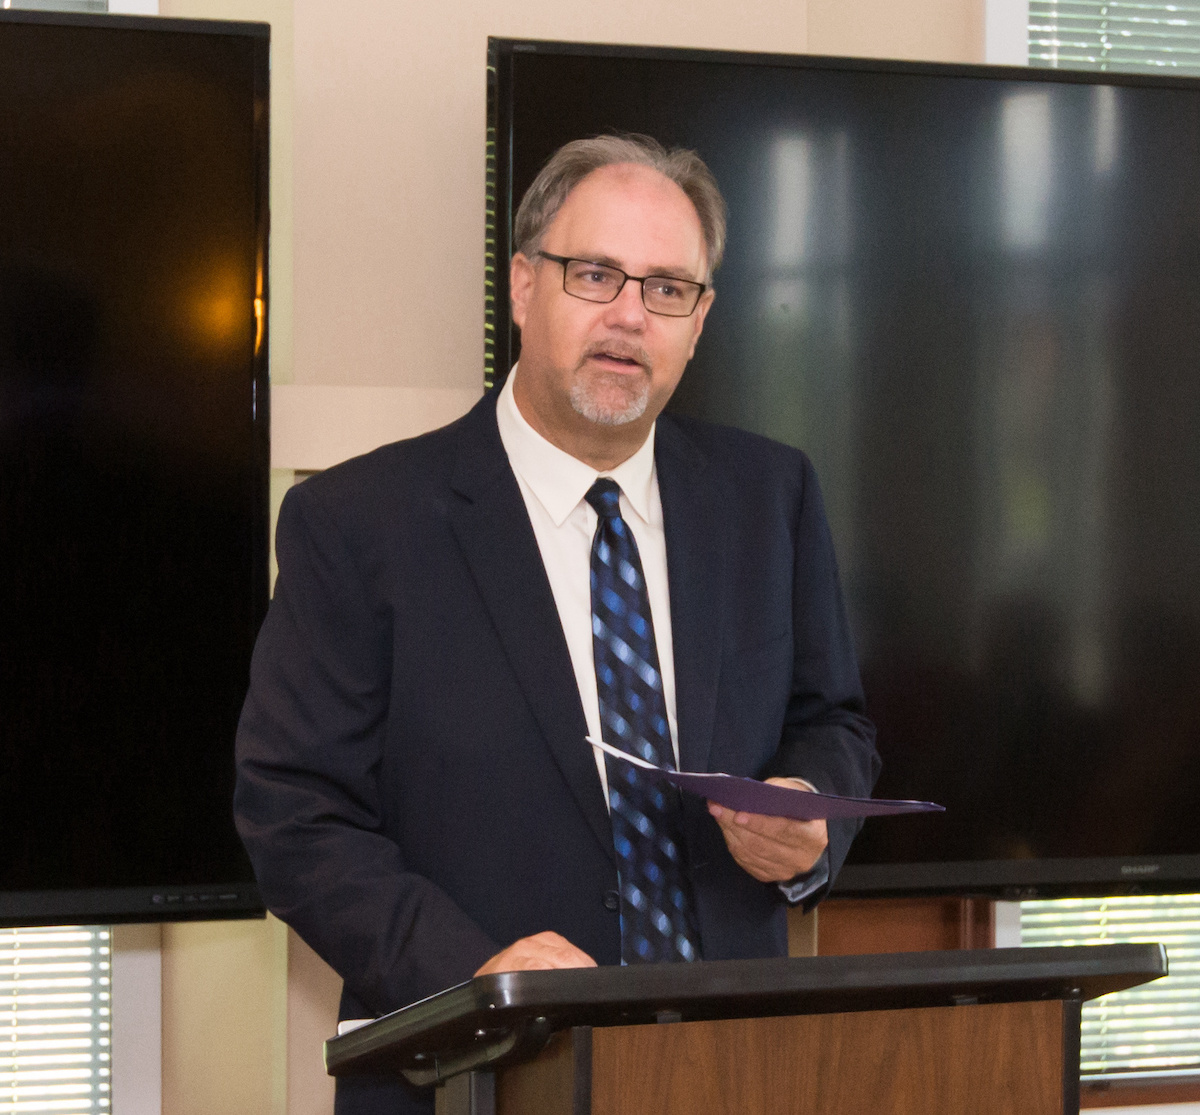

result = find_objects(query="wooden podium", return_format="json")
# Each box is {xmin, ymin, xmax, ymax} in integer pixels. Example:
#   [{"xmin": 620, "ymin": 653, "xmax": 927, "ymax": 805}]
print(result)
[{"xmin": 324, "ymin": 944, "xmax": 1165, "ymax": 1115}]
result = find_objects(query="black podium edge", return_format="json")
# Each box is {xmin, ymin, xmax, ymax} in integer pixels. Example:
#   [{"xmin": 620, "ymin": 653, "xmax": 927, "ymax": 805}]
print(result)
[{"xmin": 326, "ymin": 943, "xmax": 1167, "ymax": 1082}]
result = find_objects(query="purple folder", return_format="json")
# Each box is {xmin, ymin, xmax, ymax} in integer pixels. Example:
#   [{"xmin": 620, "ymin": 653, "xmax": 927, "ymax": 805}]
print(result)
[{"xmin": 588, "ymin": 737, "xmax": 944, "ymax": 822}]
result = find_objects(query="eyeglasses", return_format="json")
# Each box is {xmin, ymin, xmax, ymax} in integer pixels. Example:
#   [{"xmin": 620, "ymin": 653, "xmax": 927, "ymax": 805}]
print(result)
[{"xmin": 536, "ymin": 252, "xmax": 707, "ymax": 317}]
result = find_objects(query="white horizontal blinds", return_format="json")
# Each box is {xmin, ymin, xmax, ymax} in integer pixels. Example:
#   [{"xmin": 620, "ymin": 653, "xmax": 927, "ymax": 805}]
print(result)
[
  {"xmin": 1029, "ymin": 1, "xmax": 1200, "ymax": 75},
  {"xmin": 0, "ymin": 927, "xmax": 112, "ymax": 1115},
  {"xmin": 1021, "ymin": 895, "xmax": 1200, "ymax": 1077}
]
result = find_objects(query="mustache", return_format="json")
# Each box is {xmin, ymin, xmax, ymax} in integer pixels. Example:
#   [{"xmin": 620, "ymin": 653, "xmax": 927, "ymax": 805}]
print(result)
[{"xmin": 580, "ymin": 340, "xmax": 652, "ymax": 369}]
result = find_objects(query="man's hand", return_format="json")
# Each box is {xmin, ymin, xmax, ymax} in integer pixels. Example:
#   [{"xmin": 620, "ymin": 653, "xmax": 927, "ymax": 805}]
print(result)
[
  {"xmin": 474, "ymin": 931, "xmax": 597, "ymax": 977},
  {"xmin": 707, "ymin": 778, "xmax": 829, "ymax": 883}
]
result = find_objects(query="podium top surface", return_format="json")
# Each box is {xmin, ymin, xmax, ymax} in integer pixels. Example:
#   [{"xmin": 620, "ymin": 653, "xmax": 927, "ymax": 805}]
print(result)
[{"xmin": 325, "ymin": 943, "xmax": 1166, "ymax": 1081}]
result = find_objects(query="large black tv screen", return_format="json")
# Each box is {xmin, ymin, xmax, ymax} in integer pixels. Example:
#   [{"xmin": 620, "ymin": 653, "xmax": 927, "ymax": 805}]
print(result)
[
  {"xmin": 0, "ymin": 12, "xmax": 269, "ymax": 925},
  {"xmin": 488, "ymin": 40, "xmax": 1200, "ymax": 898}
]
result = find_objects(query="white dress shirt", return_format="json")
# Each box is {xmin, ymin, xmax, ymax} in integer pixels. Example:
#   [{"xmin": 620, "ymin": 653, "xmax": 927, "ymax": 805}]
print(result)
[
  {"xmin": 495, "ymin": 367, "xmax": 679, "ymax": 799},
  {"xmin": 495, "ymin": 367, "xmax": 827, "ymax": 904}
]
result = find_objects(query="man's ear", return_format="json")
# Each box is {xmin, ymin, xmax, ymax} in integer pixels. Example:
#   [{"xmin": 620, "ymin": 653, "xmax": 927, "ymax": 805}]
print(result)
[{"xmin": 510, "ymin": 253, "xmax": 535, "ymax": 331}]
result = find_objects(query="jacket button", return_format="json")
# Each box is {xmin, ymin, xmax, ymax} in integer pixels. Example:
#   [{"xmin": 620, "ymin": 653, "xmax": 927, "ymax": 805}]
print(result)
[{"xmin": 603, "ymin": 890, "xmax": 620, "ymax": 912}]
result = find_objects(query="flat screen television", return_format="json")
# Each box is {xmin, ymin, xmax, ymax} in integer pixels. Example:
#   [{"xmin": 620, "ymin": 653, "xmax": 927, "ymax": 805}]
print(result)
[
  {"xmin": 487, "ymin": 39, "xmax": 1200, "ymax": 899},
  {"xmin": 0, "ymin": 11, "xmax": 269, "ymax": 925}
]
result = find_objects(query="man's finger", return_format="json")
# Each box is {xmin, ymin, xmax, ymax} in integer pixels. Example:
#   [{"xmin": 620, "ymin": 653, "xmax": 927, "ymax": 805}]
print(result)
[
  {"xmin": 474, "ymin": 931, "xmax": 597, "ymax": 976},
  {"xmin": 719, "ymin": 838, "xmax": 786, "ymax": 879},
  {"xmin": 707, "ymin": 799, "xmax": 828, "ymax": 881},
  {"xmin": 709, "ymin": 801, "xmax": 825, "ymax": 844},
  {"xmin": 721, "ymin": 825, "xmax": 813, "ymax": 873},
  {"xmin": 727, "ymin": 823, "xmax": 826, "ymax": 865}
]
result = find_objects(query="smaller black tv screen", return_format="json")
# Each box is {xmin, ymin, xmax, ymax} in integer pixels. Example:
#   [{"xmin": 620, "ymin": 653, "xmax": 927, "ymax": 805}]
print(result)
[
  {"xmin": 488, "ymin": 40, "xmax": 1200, "ymax": 898},
  {"xmin": 0, "ymin": 12, "xmax": 269, "ymax": 925}
]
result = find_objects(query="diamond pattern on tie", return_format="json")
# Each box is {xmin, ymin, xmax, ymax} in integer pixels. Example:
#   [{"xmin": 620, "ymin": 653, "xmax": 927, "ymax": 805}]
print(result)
[{"xmin": 586, "ymin": 478, "xmax": 701, "ymax": 964}]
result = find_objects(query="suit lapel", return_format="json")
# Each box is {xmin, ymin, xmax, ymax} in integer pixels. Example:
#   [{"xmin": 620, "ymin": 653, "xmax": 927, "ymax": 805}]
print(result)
[
  {"xmin": 656, "ymin": 418, "xmax": 728, "ymax": 777},
  {"xmin": 446, "ymin": 395, "xmax": 615, "ymax": 863}
]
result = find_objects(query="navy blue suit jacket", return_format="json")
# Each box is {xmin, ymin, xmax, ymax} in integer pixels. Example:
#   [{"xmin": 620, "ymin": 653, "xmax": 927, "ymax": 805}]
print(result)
[{"xmin": 234, "ymin": 388, "xmax": 878, "ymax": 1114}]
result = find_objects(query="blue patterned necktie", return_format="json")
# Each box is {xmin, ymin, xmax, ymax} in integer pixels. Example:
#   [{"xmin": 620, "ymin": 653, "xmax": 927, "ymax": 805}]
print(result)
[{"xmin": 585, "ymin": 478, "xmax": 701, "ymax": 964}]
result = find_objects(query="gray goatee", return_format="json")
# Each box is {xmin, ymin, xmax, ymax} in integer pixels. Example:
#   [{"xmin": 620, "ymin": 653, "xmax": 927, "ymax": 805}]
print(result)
[{"xmin": 570, "ymin": 345, "xmax": 652, "ymax": 426}]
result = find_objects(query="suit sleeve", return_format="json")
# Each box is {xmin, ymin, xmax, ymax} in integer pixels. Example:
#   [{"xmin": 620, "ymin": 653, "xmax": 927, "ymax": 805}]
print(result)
[
  {"xmin": 764, "ymin": 452, "xmax": 881, "ymax": 906},
  {"xmin": 234, "ymin": 482, "xmax": 498, "ymax": 1015}
]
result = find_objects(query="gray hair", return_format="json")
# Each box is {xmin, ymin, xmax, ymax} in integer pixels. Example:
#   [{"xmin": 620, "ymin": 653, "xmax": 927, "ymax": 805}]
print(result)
[{"xmin": 512, "ymin": 134, "xmax": 727, "ymax": 282}]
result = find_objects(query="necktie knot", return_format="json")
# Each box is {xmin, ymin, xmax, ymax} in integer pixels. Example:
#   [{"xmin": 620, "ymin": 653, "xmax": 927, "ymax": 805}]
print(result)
[{"xmin": 585, "ymin": 478, "xmax": 622, "ymax": 520}]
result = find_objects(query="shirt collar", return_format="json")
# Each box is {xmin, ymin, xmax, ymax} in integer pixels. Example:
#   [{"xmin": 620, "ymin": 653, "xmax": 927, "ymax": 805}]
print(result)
[{"xmin": 496, "ymin": 365, "xmax": 657, "ymax": 527}]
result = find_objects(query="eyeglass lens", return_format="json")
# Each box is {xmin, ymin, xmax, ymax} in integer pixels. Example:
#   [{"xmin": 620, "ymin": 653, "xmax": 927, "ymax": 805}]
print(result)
[{"xmin": 561, "ymin": 259, "xmax": 701, "ymax": 316}]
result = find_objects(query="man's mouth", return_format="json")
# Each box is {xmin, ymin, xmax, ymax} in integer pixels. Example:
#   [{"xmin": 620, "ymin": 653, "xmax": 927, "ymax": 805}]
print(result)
[{"xmin": 584, "ymin": 345, "xmax": 649, "ymax": 371}]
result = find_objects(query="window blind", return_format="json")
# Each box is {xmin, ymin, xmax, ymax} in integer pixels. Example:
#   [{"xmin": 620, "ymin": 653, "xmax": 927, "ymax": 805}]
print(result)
[
  {"xmin": 1029, "ymin": 1, "xmax": 1200, "ymax": 75},
  {"xmin": 1021, "ymin": 895, "xmax": 1200, "ymax": 1078},
  {"xmin": 0, "ymin": 927, "xmax": 112, "ymax": 1115}
]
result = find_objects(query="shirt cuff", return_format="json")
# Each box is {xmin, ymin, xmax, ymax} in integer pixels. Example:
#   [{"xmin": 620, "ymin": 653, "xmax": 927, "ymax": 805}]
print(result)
[{"xmin": 778, "ymin": 848, "xmax": 830, "ymax": 905}]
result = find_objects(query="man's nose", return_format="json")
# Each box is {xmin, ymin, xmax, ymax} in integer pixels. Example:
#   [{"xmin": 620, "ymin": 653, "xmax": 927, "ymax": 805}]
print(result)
[{"xmin": 604, "ymin": 277, "xmax": 648, "ymax": 327}]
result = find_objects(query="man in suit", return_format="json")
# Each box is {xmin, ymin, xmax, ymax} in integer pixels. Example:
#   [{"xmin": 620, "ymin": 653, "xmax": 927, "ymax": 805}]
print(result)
[{"xmin": 234, "ymin": 135, "xmax": 879, "ymax": 1114}]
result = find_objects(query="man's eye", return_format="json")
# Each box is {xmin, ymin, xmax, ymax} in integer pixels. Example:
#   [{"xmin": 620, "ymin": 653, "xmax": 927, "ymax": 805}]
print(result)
[
  {"xmin": 648, "ymin": 279, "xmax": 686, "ymax": 300},
  {"xmin": 579, "ymin": 269, "xmax": 617, "ymax": 286}
]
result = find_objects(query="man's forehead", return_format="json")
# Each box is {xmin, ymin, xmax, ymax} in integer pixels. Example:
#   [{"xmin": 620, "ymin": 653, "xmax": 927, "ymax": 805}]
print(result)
[
  {"xmin": 555, "ymin": 163, "xmax": 699, "ymax": 226},
  {"xmin": 544, "ymin": 162, "xmax": 707, "ymax": 273}
]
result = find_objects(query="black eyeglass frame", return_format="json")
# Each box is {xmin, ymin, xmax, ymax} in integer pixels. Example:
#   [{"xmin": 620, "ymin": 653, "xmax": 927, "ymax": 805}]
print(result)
[{"xmin": 535, "ymin": 251, "xmax": 708, "ymax": 317}]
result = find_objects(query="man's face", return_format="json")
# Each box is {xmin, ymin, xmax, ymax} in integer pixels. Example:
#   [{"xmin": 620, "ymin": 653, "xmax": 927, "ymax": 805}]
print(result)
[{"xmin": 509, "ymin": 163, "xmax": 715, "ymax": 467}]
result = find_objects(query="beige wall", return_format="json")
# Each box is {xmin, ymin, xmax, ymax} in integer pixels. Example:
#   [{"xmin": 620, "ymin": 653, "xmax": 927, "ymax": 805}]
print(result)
[
  {"xmin": 160, "ymin": 916, "xmax": 288, "ymax": 1115},
  {"xmin": 148, "ymin": 1, "xmax": 983, "ymax": 1112},
  {"xmin": 286, "ymin": 928, "xmax": 343, "ymax": 1115},
  {"xmin": 810, "ymin": 0, "xmax": 984, "ymax": 62}
]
